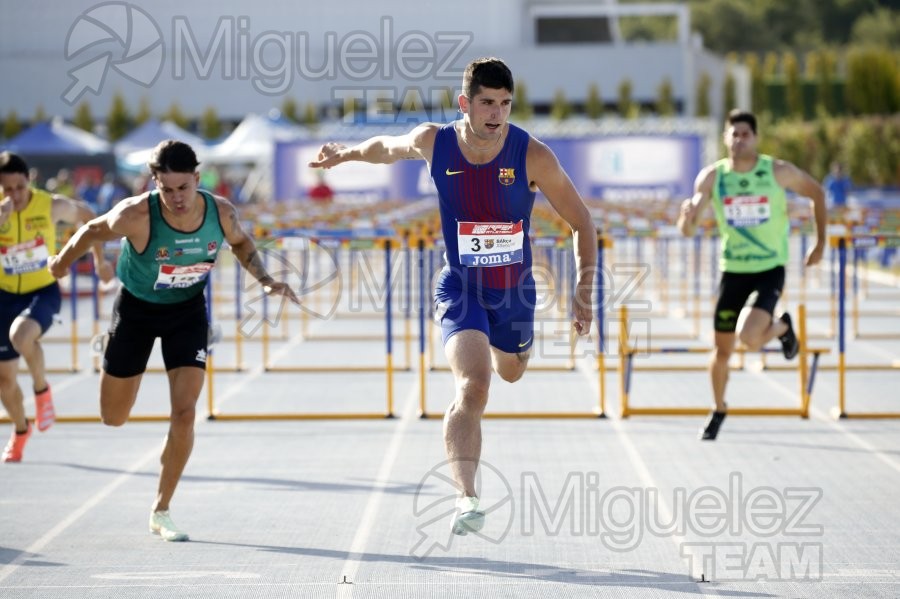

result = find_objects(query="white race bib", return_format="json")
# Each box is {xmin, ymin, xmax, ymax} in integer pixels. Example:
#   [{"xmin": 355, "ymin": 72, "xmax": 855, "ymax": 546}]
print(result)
[
  {"xmin": 1, "ymin": 239, "xmax": 49, "ymax": 275},
  {"xmin": 457, "ymin": 221, "xmax": 524, "ymax": 267},
  {"xmin": 724, "ymin": 195, "xmax": 770, "ymax": 227},
  {"xmin": 154, "ymin": 262, "xmax": 214, "ymax": 290}
]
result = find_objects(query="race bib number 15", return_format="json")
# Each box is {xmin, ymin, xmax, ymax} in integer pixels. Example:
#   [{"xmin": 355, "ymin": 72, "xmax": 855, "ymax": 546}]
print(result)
[
  {"xmin": 457, "ymin": 221, "xmax": 524, "ymax": 267},
  {"xmin": 1, "ymin": 239, "xmax": 49, "ymax": 275},
  {"xmin": 724, "ymin": 195, "xmax": 771, "ymax": 227}
]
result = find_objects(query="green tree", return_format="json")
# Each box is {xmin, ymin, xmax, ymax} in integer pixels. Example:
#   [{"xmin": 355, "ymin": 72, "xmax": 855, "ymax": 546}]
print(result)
[
  {"xmin": 850, "ymin": 7, "xmax": 900, "ymax": 47},
  {"xmin": 845, "ymin": 46, "xmax": 900, "ymax": 115},
  {"xmin": 763, "ymin": 51, "xmax": 780, "ymax": 79},
  {"xmin": 281, "ymin": 97, "xmax": 299, "ymax": 122},
  {"xmin": 819, "ymin": 0, "xmax": 876, "ymax": 45},
  {"xmin": 723, "ymin": 68, "xmax": 737, "ymax": 115},
  {"xmin": 617, "ymin": 14, "xmax": 678, "ymax": 42},
  {"xmin": 585, "ymin": 83, "xmax": 604, "ymax": 119},
  {"xmin": 163, "ymin": 102, "xmax": 190, "ymax": 129},
  {"xmin": 695, "ymin": 71, "xmax": 711, "ymax": 117},
  {"xmin": 3, "ymin": 111, "xmax": 22, "ymax": 140},
  {"xmin": 656, "ymin": 77, "xmax": 676, "ymax": 116},
  {"xmin": 106, "ymin": 92, "xmax": 132, "ymax": 141},
  {"xmin": 816, "ymin": 49, "xmax": 837, "ymax": 113},
  {"xmin": 73, "ymin": 102, "xmax": 94, "ymax": 132},
  {"xmin": 617, "ymin": 79, "xmax": 635, "ymax": 118},
  {"xmin": 33, "ymin": 105, "xmax": 47, "ymax": 124},
  {"xmin": 550, "ymin": 89, "xmax": 573, "ymax": 120},
  {"xmin": 804, "ymin": 50, "xmax": 820, "ymax": 79},
  {"xmin": 303, "ymin": 102, "xmax": 319, "ymax": 126},
  {"xmin": 200, "ymin": 106, "xmax": 222, "ymax": 140},
  {"xmin": 758, "ymin": 0, "xmax": 819, "ymax": 50},
  {"xmin": 745, "ymin": 53, "xmax": 768, "ymax": 113},
  {"xmin": 783, "ymin": 51, "xmax": 803, "ymax": 118},
  {"xmin": 135, "ymin": 97, "xmax": 152, "ymax": 125},
  {"xmin": 512, "ymin": 80, "xmax": 533, "ymax": 120},
  {"xmin": 691, "ymin": 0, "xmax": 774, "ymax": 53}
]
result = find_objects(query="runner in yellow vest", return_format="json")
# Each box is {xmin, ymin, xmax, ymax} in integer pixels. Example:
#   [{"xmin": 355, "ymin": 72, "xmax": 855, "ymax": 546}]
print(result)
[
  {"xmin": 677, "ymin": 110, "xmax": 827, "ymax": 441},
  {"xmin": 0, "ymin": 151, "xmax": 112, "ymax": 461}
]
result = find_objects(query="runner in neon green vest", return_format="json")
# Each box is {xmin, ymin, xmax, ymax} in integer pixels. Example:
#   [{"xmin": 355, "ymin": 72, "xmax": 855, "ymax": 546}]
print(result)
[
  {"xmin": 677, "ymin": 110, "xmax": 827, "ymax": 441},
  {"xmin": 49, "ymin": 140, "xmax": 299, "ymax": 541}
]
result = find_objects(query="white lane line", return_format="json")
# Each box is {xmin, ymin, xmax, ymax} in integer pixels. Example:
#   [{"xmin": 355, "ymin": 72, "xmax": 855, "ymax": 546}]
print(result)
[
  {"xmin": 576, "ymin": 359, "xmax": 708, "ymax": 590},
  {"xmin": 336, "ymin": 382, "xmax": 419, "ymax": 598},
  {"xmin": 752, "ymin": 371, "xmax": 900, "ymax": 474},
  {"xmin": 0, "ymin": 443, "xmax": 163, "ymax": 585}
]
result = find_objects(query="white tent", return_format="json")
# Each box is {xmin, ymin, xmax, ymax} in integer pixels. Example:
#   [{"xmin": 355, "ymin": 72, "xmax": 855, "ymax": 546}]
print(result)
[
  {"xmin": 201, "ymin": 112, "xmax": 308, "ymax": 203},
  {"xmin": 203, "ymin": 113, "xmax": 307, "ymax": 165},
  {"xmin": 115, "ymin": 119, "xmax": 207, "ymax": 170}
]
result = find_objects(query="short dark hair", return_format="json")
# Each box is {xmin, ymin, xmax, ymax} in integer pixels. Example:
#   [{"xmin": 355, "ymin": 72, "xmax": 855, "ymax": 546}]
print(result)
[
  {"xmin": 148, "ymin": 140, "xmax": 199, "ymax": 175},
  {"xmin": 0, "ymin": 152, "xmax": 29, "ymax": 177},
  {"xmin": 462, "ymin": 57, "xmax": 514, "ymax": 98},
  {"xmin": 726, "ymin": 109, "xmax": 757, "ymax": 135}
]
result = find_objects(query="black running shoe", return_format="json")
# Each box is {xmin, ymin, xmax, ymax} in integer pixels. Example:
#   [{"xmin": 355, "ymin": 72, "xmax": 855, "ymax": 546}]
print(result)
[
  {"xmin": 699, "ymin": 410, "xmax": 727, "ymax": 441},
  {"xmin": 778, "ymin": 313, "xmax": 799, "ymax": 360}
]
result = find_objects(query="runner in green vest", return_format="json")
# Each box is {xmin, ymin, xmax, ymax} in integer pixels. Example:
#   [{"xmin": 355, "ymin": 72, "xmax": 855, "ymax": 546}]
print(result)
[
  {"xmin": 677, "ymin": 110, "xmax": 826, "ymax": 441},
  {"xmin": 49, "ymin": 140, "xmax": 299, "ymax": 541}
]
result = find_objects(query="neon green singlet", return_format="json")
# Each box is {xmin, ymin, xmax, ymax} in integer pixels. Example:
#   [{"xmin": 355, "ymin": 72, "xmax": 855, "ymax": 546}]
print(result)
[{"xmin": 710, "ymin": 154, "xmax": 789, "ymax": 273}]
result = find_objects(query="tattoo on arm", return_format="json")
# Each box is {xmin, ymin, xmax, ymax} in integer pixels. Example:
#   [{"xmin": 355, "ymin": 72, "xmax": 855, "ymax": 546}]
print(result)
[{"xmin": 243, "ymin": 248, "xmax": 274, "ymax": 285}]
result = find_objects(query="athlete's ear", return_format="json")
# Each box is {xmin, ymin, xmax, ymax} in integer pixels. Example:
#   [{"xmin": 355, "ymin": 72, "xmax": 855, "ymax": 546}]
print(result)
[
  {"xmin": 458, "ymin": 94, "xmax": 469, "ymax": 114},
  {"xmin": 194, "ymin": 172, "xmax": 200, "ymax": 186}
]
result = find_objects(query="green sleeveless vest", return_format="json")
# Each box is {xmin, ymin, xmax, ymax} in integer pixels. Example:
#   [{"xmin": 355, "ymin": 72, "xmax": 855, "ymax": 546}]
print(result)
[
  {"xmin": 118, "ymin": 190, "xmax": 224, "ymax": 303},
  {"xmin": 710, "ymin": 154, "xmax": 789, "ymax": 273}
]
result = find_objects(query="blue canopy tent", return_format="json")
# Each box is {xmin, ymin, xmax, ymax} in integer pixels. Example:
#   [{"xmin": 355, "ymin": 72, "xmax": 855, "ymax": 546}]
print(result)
[
  {"xmin": 115, "ymin": 119, "xmax": 207, "ymax": 171},
  {"xmin": 2, "ymin": 118, "xmax": 116, "ymax": 182}
]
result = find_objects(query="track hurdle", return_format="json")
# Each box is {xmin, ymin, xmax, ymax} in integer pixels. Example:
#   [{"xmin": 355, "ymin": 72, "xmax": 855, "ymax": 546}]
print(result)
[
  {"xmin": 24, "ymin": 262, "xmax": 82, "ymax": 374},
  {"xmin": 206, "ymin": 238, "xmax": 398, "ymax": 421},
  {"xmin": 830, "ymin": 235, "xmax": 900, "ymax": 419},
  {"xmin": 417, "ymin": 235, "xmax": 609, "ymax": 420},
  {"xmin": 617, "ymin": 304, "xmax": 828, "ymax": 418},
  {"xmin": 298, "ymin": 235, "xmax": 414, "ymax": 372}
]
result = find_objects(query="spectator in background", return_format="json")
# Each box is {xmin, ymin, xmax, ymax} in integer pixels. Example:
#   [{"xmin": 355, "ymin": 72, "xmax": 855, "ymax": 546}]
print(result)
[
  {"xmin": 53, "ymin": 169, "xmax": 76, "ymax": 199},
  {"xmin": 98, "ymin": 173, "xmax": 129, "ymax": 213},
  {"xmin": 131, "ymin": 174, "xmax": 151, "ymax": 195},
  {"xmin": 307, "ymin": 169, "xmax": 334, "ymax": 204},
  {"xmin": 76, "ymin": 172, "xmax": 101, "ymax": 210},
  {"xmin": 823, "ymin": 162, "xmax": 851, "ymax": 209}
]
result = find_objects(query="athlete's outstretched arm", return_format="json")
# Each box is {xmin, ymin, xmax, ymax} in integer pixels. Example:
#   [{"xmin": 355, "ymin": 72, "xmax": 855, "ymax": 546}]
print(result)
[
  {"xmin": 527, "ymin": 139, "xmax": 597, "ymax": 336},
  {"xmin": 51, "ymin": 194, "xmax": 113, "ymax": 281},
  {"xmin": 308, "ymin": 123, "xmax": 438, "ymax": 169},
  {"xmin": 48, "ymin": 197, "xmax": 147, "ymax": 279}
]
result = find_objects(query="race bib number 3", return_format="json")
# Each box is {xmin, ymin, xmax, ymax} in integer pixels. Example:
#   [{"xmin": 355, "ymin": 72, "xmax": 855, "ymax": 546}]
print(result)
[
  {"xmin": 1, "ymin": 239, "xmax": 49, "ymax": 275},
  {"xmin": 154, "ymin": 262, "xmax": 214, "ymax": 290},
  {"xmin": 457, "ymin": 221, "xmax": 524, "ymax": 267},
  {"xmin": 724, "ymin": 195, "xmax": 771, "ymax": 227}
]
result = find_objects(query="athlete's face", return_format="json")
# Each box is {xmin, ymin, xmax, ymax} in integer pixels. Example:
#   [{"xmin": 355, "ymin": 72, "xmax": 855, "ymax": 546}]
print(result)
[
  {"xmin": 0, "ymin": 172, "xmax": 31, "ymax": 211},
  {"xmin": 724, "ymin": 122, "xmax": 757, "ymax": 161},
  {"xmin": 153, "ymin": 171, "xmax": 200, "ymax": 216},
  {"xmin": 461, "ymin": 86, "xmax": 513, "ymax": 140}
]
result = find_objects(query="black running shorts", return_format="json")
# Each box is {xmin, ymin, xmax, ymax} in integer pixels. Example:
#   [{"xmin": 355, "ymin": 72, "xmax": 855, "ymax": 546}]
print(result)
[
  {"xmin": 713, "ymin": 266, "xmax": 785, "ymax": 333},
  {"xmin": 103, "ymin": 287, "xmax": 209, "ymax": 377}
]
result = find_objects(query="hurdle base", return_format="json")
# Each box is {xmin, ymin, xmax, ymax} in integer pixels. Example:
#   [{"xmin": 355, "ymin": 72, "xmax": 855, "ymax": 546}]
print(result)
[{"xmin": 621, "ymin": 407, "xmax": 806, "ymax": 418}]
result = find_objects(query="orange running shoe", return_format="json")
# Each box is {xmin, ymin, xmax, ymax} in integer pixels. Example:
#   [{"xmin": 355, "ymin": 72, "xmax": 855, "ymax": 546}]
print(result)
[
  {"xmin": 2, "ymin": 423, "xmax": 32, "ymax": 462},
  {"xmin": 35, "ymin": 386, "xmax": 55, "ymax": 432}
]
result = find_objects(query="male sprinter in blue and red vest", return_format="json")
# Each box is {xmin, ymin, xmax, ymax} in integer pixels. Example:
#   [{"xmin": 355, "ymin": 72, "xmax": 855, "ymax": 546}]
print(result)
[{"xmin": 310, "ymin": 57, "xmax": 597, "ymax": 536}]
